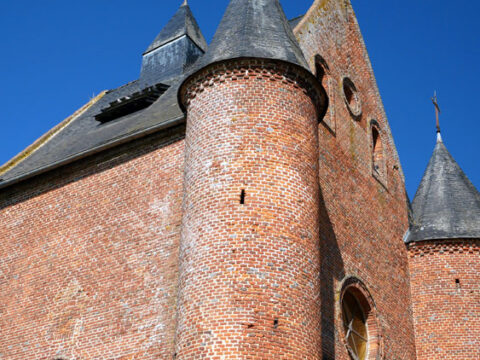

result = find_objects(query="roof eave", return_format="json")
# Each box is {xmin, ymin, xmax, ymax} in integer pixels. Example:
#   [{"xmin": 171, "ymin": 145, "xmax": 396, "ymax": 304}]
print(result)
[{"xmin": 0, "ymin": 115, "xmax": 185, "ymax": 191}]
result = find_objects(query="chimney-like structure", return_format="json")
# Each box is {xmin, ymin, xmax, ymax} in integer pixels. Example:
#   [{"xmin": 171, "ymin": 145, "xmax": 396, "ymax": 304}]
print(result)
[
  {"xmin": 406, "ymin": 132, "xmax": 480, "ymax": 359},
  {"xmin": 175, "ymin": 0, "xmax": 327, "ymax": 358},
  {"xmin": 140, "ymin": 1, "xmax": 207, "ymax": 85}
]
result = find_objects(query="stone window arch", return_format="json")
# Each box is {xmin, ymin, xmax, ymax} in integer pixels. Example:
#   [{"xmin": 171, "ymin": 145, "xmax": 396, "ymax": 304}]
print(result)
[{"xmin": 340, "ymin": 277, "xmax": 382, "ymax": 360}]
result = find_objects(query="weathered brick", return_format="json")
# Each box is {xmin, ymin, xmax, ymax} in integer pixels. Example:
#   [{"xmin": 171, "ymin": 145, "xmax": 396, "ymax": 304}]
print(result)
[
  {"xmin": 295, "ymin": 1, "xmax": 417, "ymax": 359},
  {"xmin": 408, "ymin": 240, "xmax": 480, "ymax": 360},
  {"xmin": 0, "ymin": 128, "xmax": 185, "ymax": 359}
]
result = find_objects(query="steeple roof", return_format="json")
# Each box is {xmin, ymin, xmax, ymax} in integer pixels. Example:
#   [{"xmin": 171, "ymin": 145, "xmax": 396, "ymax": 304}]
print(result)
[
  {"xmin": 188, "ymin": 0, "xmax": 309, "ymax": 73},
  {"xmin": 406, "ymin": 136, "xmax": 480, "ymax": 243},
  {"xmin": 144, "ymin": 1, "xmax": 207, "ymax": 55},
  {"xmin": 140, "ymin": 1, "xmax": 207, "ymax": 85}
]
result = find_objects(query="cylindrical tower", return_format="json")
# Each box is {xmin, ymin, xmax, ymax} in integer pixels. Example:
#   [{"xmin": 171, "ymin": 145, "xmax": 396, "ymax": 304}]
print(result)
[
  {"xmin": 174, "ymin": 1, "xmax": 327, "ymax": 358},
  {"xmin": 406, "ymin": 133, "xmax": 480, "ymax": 359}
]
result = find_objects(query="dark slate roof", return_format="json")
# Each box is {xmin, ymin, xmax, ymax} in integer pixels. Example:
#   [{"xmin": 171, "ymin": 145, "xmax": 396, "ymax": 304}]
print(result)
[
  {"xmin": 0, "ymin": 1, "xmax": 312, "ymax": 189},
  {"xmin": 144, "ymin": 1, "xmax": 207, "ymax": 55},
  {"xmin": 0, "ymin": 77, "xmax": 185, "ymax": 187},
  {"xmin": 140, "ymin": 2, "xmax": 207, "ymax": 85},
  {"xmin": 406, "ymin": 135, "xmax": 480, "ymax": 243},
  {"xmin": 140, "ymin": 35, "xmax": 205, "ymax": 85},
  {"xmin": 0, "ymin": 1, "xmax": 214, "ymax": 188},
  {"xmin": 187, "ymin": 0, "xmax": 309, "ymax": 75}
]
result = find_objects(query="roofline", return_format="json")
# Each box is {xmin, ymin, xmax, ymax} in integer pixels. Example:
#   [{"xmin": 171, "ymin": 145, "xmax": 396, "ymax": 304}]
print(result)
[
  {"xmin": 288, "ymin": 14, "xmax": 304, "ymax": 27},
  {"xmin": 406, "ymin": 235, "xmax": 480, "ymax": 245},
  {"xmin": 293, "ymin": 0, "xmax": 318, "ymax": 33},
  {"xmin": 143, "ymin": 34, "xmax": 206, "ymax": 56},
  {"xmin": 293, "ymin": 0, "xmax": 406, "ymax": 185},
  {"xmin": 0, "ymin": 92, "xmax": 107, "ymax": 177},
  {"xmin": 0, "ymin": 115, "xmax": 185, "ymax": 191}
]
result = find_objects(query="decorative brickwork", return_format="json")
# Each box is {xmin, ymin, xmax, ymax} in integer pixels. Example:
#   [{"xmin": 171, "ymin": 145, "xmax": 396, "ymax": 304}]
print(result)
[
  {"xmin": 408, "ymin": 239, "xmax": 480, "ymax": 360},
  {"xmin": 0, "ymin": 129, "xmax": 185, "ymax": 359},
  {"xmin": 180, "ymin": 58, "xmax": 326, "ymax": 112},
  {"xmin": 175, "ymin": 59, "xmax": 323, "ymax": 359}
]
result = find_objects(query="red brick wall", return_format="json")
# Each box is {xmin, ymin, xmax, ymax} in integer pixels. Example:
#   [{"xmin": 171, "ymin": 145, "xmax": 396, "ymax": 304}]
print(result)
[
  {"xmin": 294, "ymin": 1, "xmax": 417, "ymax": 359},
  {"xmin": 0, "ymin": 1, "xmax": 424, "ymax": 359},
  {"xmin": 174, "ymin": 60, "xmax": 324, "ymax": 359},
  {"xmin": 408, "ymin": 240, "xmax": 480, "ymax": 360},
  {"xmin": 0, "ymin": 129, "xmax": 184, "ymax": 360}
]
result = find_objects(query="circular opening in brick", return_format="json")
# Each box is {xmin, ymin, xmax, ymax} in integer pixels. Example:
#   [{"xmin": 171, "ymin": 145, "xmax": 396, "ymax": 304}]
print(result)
[
  {"xmin": 342, "ymin": 77, "xmax": 362, "ymax": 119},
  {"xmin": 341, "ymin": 278, "xmax": 381, "ymax": 360}
]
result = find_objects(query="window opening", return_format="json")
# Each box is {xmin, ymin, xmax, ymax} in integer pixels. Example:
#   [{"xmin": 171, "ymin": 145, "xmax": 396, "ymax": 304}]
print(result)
[
  {"xmin": 342, "ymin": 77, "xmax": 362, "ymax": 119},
  {"xmin": 95, "ymin": 83, "xmax": 168, "ymax": 123},
  {"xmin": 372, "ymin": 126, "xmax": 384, "ymax": 176},
  {"xmin": 342, "ymin": 291, "xmax": 368, "ymax": 360},
  {"xmin": 315, "ymin": 55, "xmax": 331, "ymax": 125},
  {"xmin": 316, "ymin": 58, "xmax": 327, "ymax": 84}
]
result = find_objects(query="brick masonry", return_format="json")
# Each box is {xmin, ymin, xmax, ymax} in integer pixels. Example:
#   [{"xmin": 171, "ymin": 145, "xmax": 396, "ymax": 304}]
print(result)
[
  {"xmin": 0, "ymin": 0, "xmax": 453, "ymax": 359},
  {"xmin": 294, "ymin": 1, "xmax": 417, "ymax": 359},
  {"xmin": 175, "ymin": 60, "xmax": 323, "ymax": 359},
  {"xmin": 0, "ymin": 128, "xmax": 185, "ymax": 359},
  {"xmin": 408, "ymin": 240, "xmax": 480, "ymax": 360}
]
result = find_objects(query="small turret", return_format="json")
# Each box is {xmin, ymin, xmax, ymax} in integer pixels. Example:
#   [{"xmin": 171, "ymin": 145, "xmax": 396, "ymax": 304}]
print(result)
[
  {"xmin": 407, "ymin": 105, "xmax": 480, "ymax": 359},
  {"xmin": 175, "ymin": 0, "xmax": 326, "ymax": 358},
  {"xmin": 140, "ymin": 1, "xmax": 207, "ymax": 85},
  {"xmin": 406, "ymin": 128, "xmax": 480, "ymax": 243}
]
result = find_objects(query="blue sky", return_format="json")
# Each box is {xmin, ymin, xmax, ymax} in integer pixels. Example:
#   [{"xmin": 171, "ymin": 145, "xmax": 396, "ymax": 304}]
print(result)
[{"xmin": 0, "ymin": 0, "xmax": 478, "ymax": 198}]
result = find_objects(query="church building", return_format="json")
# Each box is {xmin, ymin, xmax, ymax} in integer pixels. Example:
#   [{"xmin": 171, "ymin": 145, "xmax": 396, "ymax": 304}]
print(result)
[{"xmin": 1, "ymin": 0, "xmax": 479, "ymax": 359}]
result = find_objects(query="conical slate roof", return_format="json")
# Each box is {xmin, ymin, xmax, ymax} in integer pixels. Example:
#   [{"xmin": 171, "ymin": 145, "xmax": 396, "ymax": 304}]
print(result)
[
  {"xmin": 189, "ymin": 0, "xmax": 309, "ymax": 73},
  {"xmin": 144, "ymin": 1, "xmax": 207, "ymax": 55},
  {"xmin": 406, "ymin": 135, "xmax": 480, "ymax": 243}
]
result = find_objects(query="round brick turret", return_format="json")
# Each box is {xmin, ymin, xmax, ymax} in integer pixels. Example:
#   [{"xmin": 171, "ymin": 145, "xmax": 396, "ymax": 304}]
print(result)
[
  {"xmin": 174, "ymin": 58, "xmax": 325, "ymax": 359},
  {"xmin": 408, "ymin": 239, "xmax": 480, "ymax": 359},
  {"xmin": 407, "ymin": 136, "xmax": 480, "ymax": 359}
]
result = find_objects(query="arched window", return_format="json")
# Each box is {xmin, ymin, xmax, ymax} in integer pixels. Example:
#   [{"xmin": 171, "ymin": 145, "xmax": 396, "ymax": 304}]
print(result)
[
  {"xmin": 342, "ymin": 77, "xmax": 362, "ymax": 119},
  {"xmin": 315, "ymin": 56, "xmax": 328, "ymax": 84},
  {"xmin": 370, "ymin": 122, "xmax": 385, "ymax": 178},
  {"xmin": 315, "ymin": 55, "xmax": 334, "ymax": 130},
  {"xmin": 342, "ymin": 290, "xmax": 368, "ymax": 360},
  {"xmin": 341, "ymin": 278, "xmax": 381, "ymax": 360}
]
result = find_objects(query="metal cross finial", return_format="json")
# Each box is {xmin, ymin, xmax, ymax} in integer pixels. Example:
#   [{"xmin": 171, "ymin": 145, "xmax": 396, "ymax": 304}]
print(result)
[{"xmin": 431, "ymin": 91, "xmax": 441, "ymax": 134}]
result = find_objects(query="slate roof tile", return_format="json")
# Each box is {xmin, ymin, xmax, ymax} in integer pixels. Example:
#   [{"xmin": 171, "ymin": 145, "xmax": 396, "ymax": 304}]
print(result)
[{"xmin": 407, "ymin": 135, "xmax": 480, "ymax": 242}]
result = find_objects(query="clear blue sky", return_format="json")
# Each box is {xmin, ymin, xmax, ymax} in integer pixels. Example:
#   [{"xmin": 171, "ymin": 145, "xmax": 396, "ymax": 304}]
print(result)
[{"xmin": 0, "ymin": 0, "xmax": 478, "ymax": 198}]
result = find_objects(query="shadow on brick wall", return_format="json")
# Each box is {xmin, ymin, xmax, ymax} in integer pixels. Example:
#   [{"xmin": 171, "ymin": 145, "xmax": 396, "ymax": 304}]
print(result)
[{"xmin": 318, "ymin": 185, "xmax": 345, "ymax": 360}]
